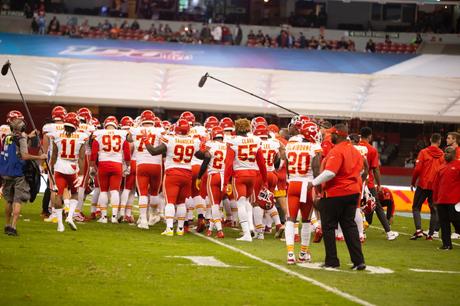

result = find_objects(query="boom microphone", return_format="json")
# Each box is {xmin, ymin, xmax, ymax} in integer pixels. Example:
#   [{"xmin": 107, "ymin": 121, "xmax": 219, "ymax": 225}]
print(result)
[
  {"xmin": 1, "ymin": 60, "xmax": 10, "ymax": 76},
  {"xmin": 198, "ymin": 73, "xmax": 208, "ymax": 88}
]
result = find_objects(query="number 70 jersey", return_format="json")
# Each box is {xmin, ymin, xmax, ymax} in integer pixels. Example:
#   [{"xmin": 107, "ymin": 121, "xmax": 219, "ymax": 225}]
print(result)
[
  {"xmin": 285, "ymin": 138, "xmax": 322, "ymax": 181},
  {"xmin": 161, "ymin": 134, "xmax": 201, "ymax": 171}
]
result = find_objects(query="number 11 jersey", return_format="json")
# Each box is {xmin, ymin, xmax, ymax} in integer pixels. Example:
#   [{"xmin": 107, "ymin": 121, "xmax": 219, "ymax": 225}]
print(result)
[{"xmin": 52, "ymin": 131, "xmax": 88, "ymax": 174}]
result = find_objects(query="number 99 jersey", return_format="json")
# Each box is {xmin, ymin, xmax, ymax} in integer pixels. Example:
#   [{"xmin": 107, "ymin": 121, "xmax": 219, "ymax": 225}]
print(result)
[
  {"xmin": 161, "ymin": 134, "xmax": 201, "ymax": 171},
  {"xmin": 285, "ymin": 136, "xmax": 322, "ymax": 182},
  {"xmin": 51, "ymin": 131, "xmax": 88, "ymax": 174},
  {"xmin": 92, "ymin": 129, "xmax": 129, "ymax": 163},
  {"xmin": 226, "ymin": 135, "xmax": 262, "ymax": 171}
]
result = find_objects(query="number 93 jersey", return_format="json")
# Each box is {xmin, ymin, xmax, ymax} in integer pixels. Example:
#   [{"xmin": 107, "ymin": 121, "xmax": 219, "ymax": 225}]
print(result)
[
  {"xmin": 52, "ymin": 131, "xmax": 88, "ymax": 174},
  {"xmin": 161, "ymin": 134, "xmax": 201, "ymax": 171},
  {"xmin": 226, "ymin": 135, "xmax": 262, "ymax": 171},
  {"xmin": 130, "ymin": 126, "xmax": 164, "ymax": 165},
  {"xmin": 92, "ymin": 129, "xmax": 129, "ymax": 163},
  {"xmin": 285, "ymin": 136, "xmax": 322, "ymax": 182}
]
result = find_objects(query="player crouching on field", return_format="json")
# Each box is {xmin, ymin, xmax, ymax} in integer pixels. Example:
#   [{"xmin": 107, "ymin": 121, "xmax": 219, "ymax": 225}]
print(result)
[{"xmin": 49, "ymin": 112, "xmax": 87, "ymax": 232}]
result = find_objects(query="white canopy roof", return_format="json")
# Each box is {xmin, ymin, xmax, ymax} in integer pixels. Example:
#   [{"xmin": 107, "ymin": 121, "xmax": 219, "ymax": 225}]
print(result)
[{"xmin": 1, "ymin": 55, "xmax": 459, "ymax": 123}]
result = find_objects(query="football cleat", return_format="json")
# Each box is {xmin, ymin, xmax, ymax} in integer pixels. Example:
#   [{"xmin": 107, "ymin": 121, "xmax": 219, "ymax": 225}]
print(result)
[
  {"xmin": 237, "ymin": 234, "xmax": 252, "ymax": 242},
  {"xmin": 298, "ymin": 251, "xmax": 311, "ymax": 263},
  {"xmin": 274, "ymin": 224, "xmax": 285, "ymax": 239},
  {"xmin": 351, "ymin": 263, "xmax": 366, "ymax": 271},
  {"xmin": 97, "ymin": 216, "xmax": 108, "ymax": 224},
  {"xmin": 148, "ymin": 215, "xmax": 161, "ymax": 226},
  {"xmin": 433, "ymin": 231, "xmax": 439, "ymax": 238},
  {"xmin": 359, "ymin": 235, "xmax": 366, "ymax": 244},
  {"xmin": 137, "ymin": 221, "xmax": 149, "ymax": 230},
  {"xmin": 410, "ymin": 230, "xmax": 423, "ymax": 240},
  {"xmin": 216, "ymin": 230, "xmax": 224, "ymax": 239},
  {"xmin": 57, "ymin": 223, "xmax": 65, "ymax": 232},
  {"xmin": 287, "ymin": 252, "xmax": 296, "ymax": 265},
  {"xmin": 65, "ymin": 218, "xmax": 77, "ymax": 231},
  {"xmin": 111, "ymin": 216, "xmax": 119, "ymax": 224},
  {"xmin": 313, "ymin": 227, "xmax": 323, "ymax": 243},
  {"xmin": 206, "ymin": 229, "xmax": 213, "ymax": 237},
  {"xmin": 264, "ymin": 226, "xmax": 272, "ymax": 234},
  {"xmin": 426, "ymin": 235, "xmax": 433, "ymax": 241},
  {"xmin": 123, "ymin": 215, "xmax": 135, "ymax": 224},
  {"xmin": 336, "ymin": 235, "xmax": 345, "ymax": 241},
  {"xmin": 387, "ymin": 231, "xmax": 399, "ymax": 241},
  {"xmin": 73, "ymin": 212, "xmax": 86, "ymax": 222},
  {"xmin": 196, "ymin": 217, "xmax": 206, "ymax": 233},
  {"xmin": 255, "ymin": 232, "xmax": 265, "ymax": 240},
  {"xmin": 176, "ymin": 228, "xmax": 185, "ymax": 236},
  {"xmin": 161, "ymin": 228, "xmax": 174, "ymax": 236},
  {"xmin": 451, "ymin": 233, "xmax": 460, "ymax": 239},
  {"xmin": 44, "ymin": 213, "xmax": 57, "ymax": 223}
]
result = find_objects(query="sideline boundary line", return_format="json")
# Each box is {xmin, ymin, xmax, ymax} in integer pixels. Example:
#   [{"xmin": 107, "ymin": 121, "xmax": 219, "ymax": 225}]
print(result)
[{"xmin": 193, "ymin": 232, "xmax": 375, "ymax": 306}]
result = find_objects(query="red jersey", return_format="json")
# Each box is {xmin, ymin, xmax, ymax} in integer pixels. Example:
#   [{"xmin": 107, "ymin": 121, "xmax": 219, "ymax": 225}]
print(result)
[
  {"xmin": 321, "ymin": 133, "xmax": 334, "ymax": 158},
  {"xmin": 411, "ymin": 145, "xmax": 444, "ymax": 190},
  {"xmin": 358, "ymin": 140, "xmax": 379, "ymax": 189},
  {"xmin": 322, "ymin": 141, "xmax": 363, "ymax": 197},
  {"xmin": 432, "ymin": 160, "xmax": 460, "ymax": 204}
]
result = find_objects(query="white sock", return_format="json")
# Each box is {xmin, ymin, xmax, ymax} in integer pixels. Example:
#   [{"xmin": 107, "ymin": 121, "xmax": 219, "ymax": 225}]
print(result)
[
  {"xmin": 68, "ymin": 199, "xmax": 78, "ymax": 220},
  {"xmin": 185, "ymin": 197, "xmax": 194, "ymax": 220},
  {"xmin": 223, "ymin": 199, "xmax": 232, "ymax": 221},
  {"xmin": 91, "ymin": 188, "xmax": 100, "ymax": 213},
  {"xmin": 212, "ymin": 204, "xmax": 222, "ymax": 231},
  {"xmin": 77, "ymin": 187, "xmax": 85, "ymax": 213},
  {"xmin": 237, "ymin": 197, "xmax": 250, "ymax": 235},
  {"xmin": 176, "ymin": 204, "xmax": 186, "ymax": 229},
  {"xmin": 165, "ymin": 203, "xmax": 175, "ymax": 229},
  {"xmin": 120, "ymin": 188, "xmax": 131, "ymax": 216},
  {"xmin": 336, "ymin": 224, "xmax": 343, "ymax": 237},
  {"xmin": 301, "ymin": 222, "xmax": 311, "ymax": 247},
  {"xmin": 150, "ymin": 195, "xmax": 160, "ymax": 216},
  {"xmin": 56, "ymin": 208, "xmax": 63, "ymax": 227},
  {"xmin": 285, "ymin": 220, "xmax": 295, "ymax": 249},
  {"xmin": 110, "ymin": 190, "xmax": 120, "ymax": 218},
  {"xmin": 355, "ymin": 208, "xmax": 364, "ymax": 237},
  {"xmin": 253, "ymin": 206, "xmax": 265, "ymax": 233},
  {"xmin": 230, "ymin": 200, "xmax": 238, "ymax": 223},
  {"xmin": 139, "ymin": 196, "xmax": 149, "ymax": 222},
  {"xmin": 126, "ymin": 190, "xmax": 135, "ymax": 217},
  {"xmin": 194, "ymin": 196, "xmax": 205, "ymax": 216},
  {"xmin": 268, "ymin": 206, "xmax": 281, "ymax": 225},
  {"xmin": 63, "ymin": 198, "xmax": 70, "ymax": 210},
  {"xmin": 246, "ymin": 201, "xmax": 254, "ymax": 231},
  {"xmin": 98, "ymin": 192, "xmax": 108, "ymax": 218}
]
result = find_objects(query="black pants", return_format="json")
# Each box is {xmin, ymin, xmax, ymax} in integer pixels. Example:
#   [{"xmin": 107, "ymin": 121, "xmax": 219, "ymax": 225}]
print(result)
[
  {"xmin": 365, "ymin": 188, "xmax": 391, "ymax": 232},
  {"xmin": 436, "ymin": 204, "xmax": 460, "ymax": 248},
  {"xmin": 319, "ymin": 193, "xmax": 364, "ymax": 267},
  {"xmin": 380, "ymin": 200, "xmax": 394, "ymax": 222},
  {"xmin": 42, "ymin": 179, "xmax": 51, "ymax": 214},
  {"xmin": 412, "ymin": 187, "xmax": 439, "ymax": 235}
]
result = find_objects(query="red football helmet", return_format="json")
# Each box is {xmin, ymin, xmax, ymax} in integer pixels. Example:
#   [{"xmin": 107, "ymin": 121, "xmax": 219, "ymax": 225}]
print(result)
[
  {"xmin": 6, "ymin": 110, "xmax": 24, "ymax": 123},
  {"xmin": 256, "ymin": 187, "xmax": 275, "ymax": 210},
  {"xmin": 120, "ymin": 116, "xmax": 134, "ymax": 129},
  {"xmin": 104, "ymin": 116, "xmax": 119, "ymax": 128},
  {"xmin": 175, "ymin": 118, "xmax": 190, "ymax": 135},
  {"xmin": 51, "ymin": 106, "xmax": 67, "ymax": 121},
  {"xmin": 219, "ymin": 117, "xmax": 234, "ymax": 131},
  {"xmin": 153, "ymin": 117, "xmax": 162, "ymax": 128},
  {"xmin": 63, "ymin": 112, "xmax": 79, "ymax": 129},
  {"xmin": 204, "ymin": 116, "xmax": 219, "ymax": 131},
  {"xmin": 211, "ymin": 126, "xmax": 224, "ymax": 140},
  {"xmin": 77, "ymin": 107, "xmax": 92, "ymax": 123},
  {"xmin": 267, "ymin": 124, "xmax": 279, "ymax": 134},
  {"xmin": 361, "ymin": 188, "xmax": 377, "ymax": 215},
  {"xmin": 162, "ymin": 120, "xmax": 171, "ymax": 130},
  {"xmin": 289, "ymin": 115, "xmax": 311, "ymax": 131},
  {"xmin": 299, "ymin": 122, "xmax": 321, "ymax": 143},
  {"xmin": 91, "ymin": 117, "xmax": 101, "ymax": 129},
  {"xmin": 251, "ymin": 116, "xmax": 267, "ymax": 131},
  {"xmin": 180, "ymin": 111, "xmax": 195, "ymax": 125},
  {"xmin": 253, "ymin": 124, "xmax": 268, "ymax": 138},
  {"xmin": 378, "ymin": 187, "xmax": 393, "ymax": 202},
  {"xmin": 140, "ymin": 110, "xmax": 156, "ymax": 124}
]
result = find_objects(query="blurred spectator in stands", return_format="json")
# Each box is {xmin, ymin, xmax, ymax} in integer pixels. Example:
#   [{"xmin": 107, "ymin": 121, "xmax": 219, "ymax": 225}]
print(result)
[
  {"xmin": 47, "ymin": 16, "xmax": 60, "ymax": 34},
  {"xmin": 256, "ymin": 30, "xmax": 264, "ymax": 43},
  {"xmin": 276, "ymin": 30, "xmax": 290, "ymax": 48},
  {"xmin": 1, "ymin": 0, "xmax": 10, "ymax": 13},
  {"xmin": 138, "ymin": 0, "xmax": 153, "ymax": 19},
  {"xmin": 120, "ymin": 0, "xmax": 128, "ymax": 18},
  {"xmin": 309, "ymin": 36, "xmax": 318, "ymax": 49},
  {"xmin": 200, "ymin": 23, "xmax": 211, "ymax": 44},
  {"xmin": 384, "ymin": 34, "xmax": 392, "ymax": 44},
  {"xmin": 365, "ymin": 39, "xmax": 375, "ymax": 53},
  {"xmin": 38, "ymin": 12, "xmax": 46, "ymax": 35},
  {"xmin": 131, "ymin": 19, "xmax": 140, "ymax": 30},
  {"xmin": 102, "ymin": 19, "xmax": 112, "ymax": 32},
  {"xmin": 31, "ymin": 17, "xmax": 39, "ymax": 34},
  {"xmin": 405, "ymin": 152, "xmax": 415, "ymax": 168},
  {"xmin": 164, "ymin": 24, "xmax": 172, "ymax": 34},
  {"xmin": 79, "ymin": 19, "xmax": 90, "ymax": 33},
  {"xmin": 148, "ymin": 23, "xmax": 157, "ymax": 35},
  {"xmin": 247, "ymin": 30, "xmax": 255, "ymax": 41},
  {"xmin": 264, "ymin": 34, "xmax": 272, "ymax": 47},
  {"xmin": 24, "ymin": 2, "xmax": 33, "ymax": 18},
  {"xmin": 110, "ymin": 23, "xmax": 120, "ymax": 39},
  {"xmin": 318, "ymin": 37, "xmax": 329, "ymax": 50},
  {"xmin": 221, "ymin": 25, "xmax": 233, "ymax": 44},
  {"xmin": 297, "ymin": 32, "xmax": 307, "ymax": 49},
  {"xmin": 413, "ymin": 33, "xmax": 423, "ymax": 45},
  {"xmin": 211, "ymin": 24, "xmax": 222, "ymax": 43},
  {"xmin": 158, "ymin": 23, "xmax": 164, "ymax": 34},
  {"xmin": 233, "ymin": 24, "xmax": 242, "ymax": 46},
  {"xmin": 120, "ymin": 20, "xmax": 128, "ymax": 30},
  {"xmin": 347, "ymin": 39, "xmax": 356, "ymax": 51},
  {"xmin": 337, "ymin": 37, "xmax": 348, "ymax": 50}
]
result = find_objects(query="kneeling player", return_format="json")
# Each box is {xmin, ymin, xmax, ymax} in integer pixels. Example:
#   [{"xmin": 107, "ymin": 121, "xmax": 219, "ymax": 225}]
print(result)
[{"xmin": 50, "ymin": 112, "xmax": 87, "ymax": 232}]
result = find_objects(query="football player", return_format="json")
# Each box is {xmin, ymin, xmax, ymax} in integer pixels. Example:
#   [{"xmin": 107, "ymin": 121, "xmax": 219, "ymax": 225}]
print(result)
[
  {"xmin": 119, "ymin": 116, "xmax": 137, "ymax": 223},
  {"xmin": 49, "ymin": 112, "xmax": 87, "ymax": 232},
  {"xmin": 91, "ymin": 116, "xmax": 131, "ymax": 223}
]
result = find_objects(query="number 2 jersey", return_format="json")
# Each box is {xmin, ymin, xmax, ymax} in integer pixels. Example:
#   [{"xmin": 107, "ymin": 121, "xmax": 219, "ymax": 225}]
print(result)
[
  {"xmin": 205, "ymin": 140, "xmax": 229, "ymax": 175},
  {"xmin": 91, "ymin": 129, "xmax": 131, "ymax": 163},
  {"xmin": 160, "ymin": 134, "xmax": 201, "ymax": 171},
  {"xmin": 51, "ymin": 131, "xmax": 88, "ymax": 175},
  {"xmin": 285, "ymin": 135, "xmax": 321, "ymax": 182}
]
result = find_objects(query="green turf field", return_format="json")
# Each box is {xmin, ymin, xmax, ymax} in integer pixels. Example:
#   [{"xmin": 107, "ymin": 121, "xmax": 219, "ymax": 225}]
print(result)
[{"xmin": 1, "ymin": 196, "xmax": 459, "ymax": 306}]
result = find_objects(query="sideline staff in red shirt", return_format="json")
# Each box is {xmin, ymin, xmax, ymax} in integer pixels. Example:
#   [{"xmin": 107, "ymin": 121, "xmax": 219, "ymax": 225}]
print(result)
[
  {"xmin": 432, "ymin": 147, "xmax": 460, "ymax": 250},
  {"xmin": 309, "ymin": 124, "xmax": 365, "ymax": 270}
]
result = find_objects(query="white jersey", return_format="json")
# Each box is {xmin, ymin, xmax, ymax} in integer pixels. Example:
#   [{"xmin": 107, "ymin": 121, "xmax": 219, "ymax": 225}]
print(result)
[
  {"xmin": 226, "ymin": 135, "xmax": 262, "ymax": 171},
  {"xmin": 130, "ymin": 126, "xmax": 164, "ymax": 165},
  {"xmin": 93, "ymin": 129, "xmax": 128, "ymax": 163},
  {"xmin": 205, "ymin": 140, "xmax": 228, "ymax": 174},
  {"xmin": 190, "ymin": 125, "xmax": 208, "ymax": 166},
  {"xmin": 0, "ymin": 124, "xmax": 11, "ymax": 140},
  {"xmin": 285, "ymin": 136, "xmax": 321, "ymax": 182},
  {"xmin": 43, "ymin": 122, "xmax": 65, "ymax": 157},
  {"xmin": 354, "ymin": 144, "xmax": 368, "ymax": 158},
  {"xmin": 78, "ymin": 122, "xmax": 95, "ymax": 138},
  {"xmin": 52, "ymin": 131, "xmax": 87, "ymax": 175},
  {"xmin": 160, "ymin": 134, "xmax": 201, "ymax": 171},
  {"xmin": 260, "ymin": 138, "xmax": 280, "ymax": 172}
]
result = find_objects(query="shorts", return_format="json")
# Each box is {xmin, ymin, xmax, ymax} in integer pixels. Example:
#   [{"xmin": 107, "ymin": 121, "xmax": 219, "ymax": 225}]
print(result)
[
  {"xmin": 54, "ymin": 171, "xmax": 78, "ymax": 196},
  {"xmin": 287, "ymin": 181, "xmax": 313, "ymax": 221},
  {"xmin": 231, "ymin": 170, "xmax": 258, "ymax": 200},
  {"xmin": 98, "ymin": 161, "xmax": 123, "ymax": 192},
  {"xmin": 207, "ymin": 173, "xmax": 224, "ymax": 205},
  {"xmin": 136, "ymin": 163, "xmax": 162, "ymax": 196},
  {"xmin": 124, "ymin": 160, "xmax": 137, "ymax": 190},
  {"xmin": 163, "ymin": 168, "xmax": 192, "ymax": 205},
  {"xmin": 2, "ymin": 176, "xmax": 30, "ymax": 203}
]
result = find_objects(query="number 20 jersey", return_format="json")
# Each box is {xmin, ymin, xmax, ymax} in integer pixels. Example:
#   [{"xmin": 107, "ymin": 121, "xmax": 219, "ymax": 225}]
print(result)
[
  {"xmin": 52, "ymin": 131, "xmax": 88, "ymax": 175},
  {"xmin": 285, "ymin": 136, "xmax": 321, "ymax": 182},
  {"xmin": 160, "ymin": 134, "xmax": 201, "ymax": 171},
  {"xmin": 92, "ymin": 129, "xmax": 128, "ymax": 163}
]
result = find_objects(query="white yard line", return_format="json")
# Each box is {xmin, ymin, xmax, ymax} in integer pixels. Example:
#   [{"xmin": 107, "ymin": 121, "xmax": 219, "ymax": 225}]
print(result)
[
  {"xmin": 193, "ymin": 232, "xmax": 375, "ymax": 306},
  {"xmin": 409, "ymin": 268, "xmax": 460, "ymax": 274}
]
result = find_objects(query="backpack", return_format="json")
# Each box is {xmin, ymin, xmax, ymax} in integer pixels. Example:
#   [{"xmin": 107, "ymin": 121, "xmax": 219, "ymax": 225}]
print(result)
[
  {"xmin": 0, "ymin": 135, "xmax": 25, "ymax": 177},
  {"xmin": 23, "ymin": 160, "xmax": 41, "ymax": 202}
]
